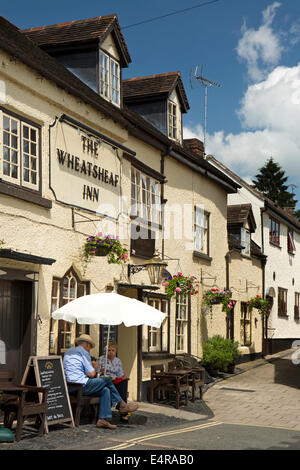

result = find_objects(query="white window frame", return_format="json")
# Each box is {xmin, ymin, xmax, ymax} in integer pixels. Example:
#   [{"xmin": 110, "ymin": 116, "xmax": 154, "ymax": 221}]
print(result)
[
  {"xmin": 168, "ymin": 100, "xmax": 177, "ymax": 140},
  {"xmin": 131, "ymin": 167, "xmax": 161, "ymax": 224},
  {"xmin": 99, "ymin": 50, "xmax": 120, "ymax": 106},
  {"xmin": 1, "ymin": 110, "xmax": 39, "ymax": 190},
  {"xmin": 288, "ymin": 229, "xmax": 296, "ymax": 254},
  {"xmin": 144, "ymin": 297, "xmax": 169, "ymax": 353},
  {"xmin": 194, "ymin": 206, "xmax": 209, "ymax": 254},
  {"xmin": 241, "ymin": 228, "xmax": 251, "ymax": 256},
  {"xmin": 175, "ymin": 295, "xmax": 188, "ymax": 353}
]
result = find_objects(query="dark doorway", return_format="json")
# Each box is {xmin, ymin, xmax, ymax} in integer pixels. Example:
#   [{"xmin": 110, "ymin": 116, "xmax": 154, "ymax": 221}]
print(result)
[
  {"xmin": 0, "ymin": 280, "xmax": 33, "ymax": 382},
  {"xmin": 226, "ymin": 303, "xmax": 235, "ymax": 340}
]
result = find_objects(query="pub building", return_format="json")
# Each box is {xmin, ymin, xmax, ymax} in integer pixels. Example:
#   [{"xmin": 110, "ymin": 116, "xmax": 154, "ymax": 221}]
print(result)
[{"xmin": 0, "ymin": 13, "xmax": 259, "ymax": 403}]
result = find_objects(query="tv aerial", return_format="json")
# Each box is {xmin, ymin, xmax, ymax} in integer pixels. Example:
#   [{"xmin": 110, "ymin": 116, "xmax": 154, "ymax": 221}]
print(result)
[{"xmin": 190, "ymin": 65, "xmax": 221, "ymax": 157}]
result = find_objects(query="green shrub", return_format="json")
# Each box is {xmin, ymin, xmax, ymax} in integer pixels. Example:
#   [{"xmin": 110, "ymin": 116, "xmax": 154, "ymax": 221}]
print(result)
[{"xmin": 202, "ymin": 335, "xmax": 241, "ymax": 373}]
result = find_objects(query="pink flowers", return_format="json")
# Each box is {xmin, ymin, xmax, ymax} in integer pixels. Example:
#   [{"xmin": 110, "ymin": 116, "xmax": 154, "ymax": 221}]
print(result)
[
  {"xmin": 162, "ymin": 282, "xmax": 169, "ymax": 286},
  {"xmin": 174, "ymin": 287, "xmax": 182, "ymax": 293},
  {"xmin": 132, "ymin": 249, "xmax": 136, "ymax": 255}
]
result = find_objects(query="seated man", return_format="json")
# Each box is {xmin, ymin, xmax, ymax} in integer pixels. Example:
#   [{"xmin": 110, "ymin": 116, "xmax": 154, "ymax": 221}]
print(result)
[{"xmin": 63, "ymin": 334, "xmax": 138, "ymax": 429}]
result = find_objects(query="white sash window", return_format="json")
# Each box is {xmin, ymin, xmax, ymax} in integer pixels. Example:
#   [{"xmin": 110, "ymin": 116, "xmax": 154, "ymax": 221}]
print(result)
[{"xmin": 1, "ymin": 110, "xmax": 39, "ymax": 190}]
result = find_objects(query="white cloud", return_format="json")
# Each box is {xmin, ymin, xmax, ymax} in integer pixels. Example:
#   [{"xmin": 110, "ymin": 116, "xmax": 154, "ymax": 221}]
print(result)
[
  {"xmin": 236, "ymin": 2, "xmax": 283, "ymax": 81},
  {"xmin": 183, "ymin": 64, "xmax": 300, "ymax": 185}
]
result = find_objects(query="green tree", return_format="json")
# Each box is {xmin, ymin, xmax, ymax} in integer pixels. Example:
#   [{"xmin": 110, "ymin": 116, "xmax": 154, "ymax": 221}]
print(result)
[{"xmin": 252, "ymin": 157, "xmax": 297, "ymax": 208}]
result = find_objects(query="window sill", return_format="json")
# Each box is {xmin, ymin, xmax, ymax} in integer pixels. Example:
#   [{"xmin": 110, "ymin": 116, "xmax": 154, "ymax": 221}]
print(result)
[
  {"xmin": 288, "ymin": 251, "xmax": 295, "ymax": 256},
  {"xmin": 0, "ymin": 180, "xmax": 52, "ymax": 209},
  {"xmin": 269, "ymin": 241, "xmax": 281, "ymax": 249},
  {"xmin": 241, "ymin": 254, "xmax": 251, "ymax": 260},
  {"xmin": 142, "ymin": 352, "xmax": 174, "ymax": 361},
  {"xmin": 193, "ymin": 251, "xmax": 212, "ymax": 262},
  {"xmin": 278, "ymin": 314, "xmax": 289, "ymax": 318},
  {"xmin": 130, "ymin": 215, "xmax": 162, "ymax": 230}
]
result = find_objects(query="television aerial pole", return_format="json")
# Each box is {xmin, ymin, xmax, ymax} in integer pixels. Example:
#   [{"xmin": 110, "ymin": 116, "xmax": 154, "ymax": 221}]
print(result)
[{"xmin": 190, "ymin": 65, "xmax": 221, "ymax": 158}]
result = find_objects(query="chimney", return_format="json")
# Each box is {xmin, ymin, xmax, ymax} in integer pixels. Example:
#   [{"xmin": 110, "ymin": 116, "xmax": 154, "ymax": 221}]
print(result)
[
  {"xmin": 283, "ymin": 207, "xmax": 294, "ymax": 216},
  {"xmin": 183, "ymin": 138, "xmax": 204, "ymax": 158}
]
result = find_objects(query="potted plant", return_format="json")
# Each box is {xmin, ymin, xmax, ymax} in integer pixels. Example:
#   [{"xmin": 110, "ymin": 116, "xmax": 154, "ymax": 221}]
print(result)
[
  {"xmin": 248, "ymin": 295, "xmax": 270, "ymax": 316},
  {"xmin": 162, "ymin": 273, "xmax": 199, "ymax": 299},
  {"xmin": 202, "ymin": 335, "xmax": 240, "ymax": 375},
  {"xmin": 83, "ymin": 233, "xmax": 129, "ymax": 265},
  {"xmin": 202, "ymin": 288, "xmax": 234, "ymax": 313}
]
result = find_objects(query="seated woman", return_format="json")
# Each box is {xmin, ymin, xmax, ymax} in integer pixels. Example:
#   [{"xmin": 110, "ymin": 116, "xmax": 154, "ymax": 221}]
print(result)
[{"xmin": 97, "ymin": 341, "xmax": 129, "ymax": 422}]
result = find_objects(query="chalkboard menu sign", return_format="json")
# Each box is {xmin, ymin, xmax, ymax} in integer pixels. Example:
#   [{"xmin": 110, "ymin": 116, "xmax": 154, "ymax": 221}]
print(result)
[{"xmin": 22, "ymin": 356, "xmax": 74, "ymax": 431}]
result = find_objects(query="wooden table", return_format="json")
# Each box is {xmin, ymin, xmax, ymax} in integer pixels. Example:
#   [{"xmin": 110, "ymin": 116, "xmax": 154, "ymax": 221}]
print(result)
[
  {"xmin": 150, "ymin": 369, "xmax": 190, "ymax": 409},
  {"xmin": 0, "ymin": 384, "xmax": 28, "ymax": 403}
]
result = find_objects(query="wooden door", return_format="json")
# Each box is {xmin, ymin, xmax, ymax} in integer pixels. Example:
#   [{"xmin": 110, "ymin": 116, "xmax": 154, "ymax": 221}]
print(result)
[{"xmin": 0, "ymin": 280, "xmax": 33, "ymax": 382}]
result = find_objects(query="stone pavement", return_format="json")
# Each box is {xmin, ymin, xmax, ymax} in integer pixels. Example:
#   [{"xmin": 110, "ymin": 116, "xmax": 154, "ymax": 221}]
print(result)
[
  {"xmin": 1, "ymin": 348, "xmax": 299, "ymax": 449},
  {"xmin": 203, "ymin": 348, "xmax": 300, "ymax": 430}
]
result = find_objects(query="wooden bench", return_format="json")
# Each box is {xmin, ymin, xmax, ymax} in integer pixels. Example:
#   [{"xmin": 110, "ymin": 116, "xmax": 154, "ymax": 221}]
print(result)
[
  {"xmin": 67, "ymin": 382, "xmax": 99, "ymax": 426},
  {"xmin": 0, "ymin": 370, "xmax": 48, "ymax": 441}
]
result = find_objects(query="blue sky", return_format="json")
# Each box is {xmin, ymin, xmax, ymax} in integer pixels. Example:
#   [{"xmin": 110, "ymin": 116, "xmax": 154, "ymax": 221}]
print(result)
[{"xmin": 3, "ymin": 0, "xmax": 300, "ymax": 207}]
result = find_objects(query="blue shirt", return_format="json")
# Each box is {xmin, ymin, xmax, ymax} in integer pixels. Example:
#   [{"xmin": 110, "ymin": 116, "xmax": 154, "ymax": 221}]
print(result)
[{"xmin": 63, "ymin": 345, "xmax": 94, "ymax": 384}]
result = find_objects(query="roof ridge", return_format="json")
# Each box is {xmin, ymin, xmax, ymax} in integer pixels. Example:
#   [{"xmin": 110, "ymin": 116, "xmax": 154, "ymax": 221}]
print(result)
[
  {"xmin": 123, "ymin": 71, "xmax": 181, "ymax": 82},
  {"xmin": 22, "ymin": 14, "xmax": 117, "ymax": 32}
]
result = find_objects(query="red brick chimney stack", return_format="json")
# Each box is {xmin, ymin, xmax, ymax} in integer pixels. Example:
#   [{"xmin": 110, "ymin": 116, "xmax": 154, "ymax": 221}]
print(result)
[{"xmin": 183, "ymin": 138, "xmax": 204, "ymax": 158}]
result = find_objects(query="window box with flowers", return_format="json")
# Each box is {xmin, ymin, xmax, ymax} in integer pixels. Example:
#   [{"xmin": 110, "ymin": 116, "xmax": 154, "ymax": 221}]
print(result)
[
  {"xmin": 247, "ymin": 295, "xmax": 270, "ymax": 316},
  {"xmin": 83, "ymin": 233, "xmax": 129, "ymax": 265},
  {"xmin": 162, "ymin": 273, "xmax": 199, "ymax": 299},
  {"xmin": 202, "ymin": 288, "xmax": 234, "ymax": 313}
]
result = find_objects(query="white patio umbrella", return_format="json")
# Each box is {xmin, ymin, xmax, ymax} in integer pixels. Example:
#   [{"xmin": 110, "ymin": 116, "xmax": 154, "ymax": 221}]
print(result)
[{"xmin": 51, "ymin": 292, "xmax": 166, "ymax": 375}]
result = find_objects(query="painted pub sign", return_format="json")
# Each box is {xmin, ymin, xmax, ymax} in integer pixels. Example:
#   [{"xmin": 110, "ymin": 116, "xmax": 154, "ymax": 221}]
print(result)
[{"xmin": 51, "ymin": 119, "xmax": 121, "ymax": 213}]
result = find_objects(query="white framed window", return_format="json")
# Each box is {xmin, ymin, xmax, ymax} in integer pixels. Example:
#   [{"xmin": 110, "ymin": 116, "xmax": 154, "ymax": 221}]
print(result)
[
  {"xmin": 241, "ymin": 228, "xmax": 251, "ymax": 256},
  {"xmin": 144, "ymin": 297, "xmax": 169, "ymax": 353},
  {"xmin": 175, "ymin": 295, "xmax": 189, "ymax": 353},
  {"xmin": 99, "ymin": 50, "xmax": 120, "ymax": 106},
  {"xmin": 168, "ymin": 100, "xmax": 177, "ymax": 140},
  {"xmin": 1, "ymin": 110, "xmax": 39, "ymax": 190},
  {"xmin": 288, "ymin": 229, "xmax": 296, "ymax": 254},
  {"xmin": 194, "ymin": 206, "xmax": 209, "ymax": 254},
  {"xmin": 131, "ymin": 167, "xmax": 161, "ymax": 224}
]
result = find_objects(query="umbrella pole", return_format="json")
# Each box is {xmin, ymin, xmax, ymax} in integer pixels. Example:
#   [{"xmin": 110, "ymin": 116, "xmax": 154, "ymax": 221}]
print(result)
[{"xmin": 104, "ymin": 325, "xmax": 111, "ymax": 377}]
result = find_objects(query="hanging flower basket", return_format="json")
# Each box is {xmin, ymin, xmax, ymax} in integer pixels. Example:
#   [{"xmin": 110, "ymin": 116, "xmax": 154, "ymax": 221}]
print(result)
[
  {"xmin": 202, "ymin": 288, "xmax": 235, "ymax": 313},
  {"xmin": 162, "ymin": 273, "xmax": 199, "ymax": 299},
  {"xmin": 83, "ymin": 233, "xmax": 129, "ymax": 264},
  {"xmin": 248, "ymin": 295, "xmax": 270, "ymax": 316}
]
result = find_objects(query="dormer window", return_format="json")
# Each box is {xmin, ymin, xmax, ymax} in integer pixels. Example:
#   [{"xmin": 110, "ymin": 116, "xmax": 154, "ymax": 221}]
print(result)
[
  {"xmin": 168, "ymin": 100, "xmax": 177, "ymax": 140},
  {"xmin": 99, "ymin": 50, "xmax": 120, "ymax": 106},
  {"xmin": 241, "ymin": 228, "xmax": 251, "ymax": 256}
]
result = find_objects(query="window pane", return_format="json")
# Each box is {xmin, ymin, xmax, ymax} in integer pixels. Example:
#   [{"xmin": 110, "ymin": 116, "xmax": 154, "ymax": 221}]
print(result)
[
  {"xmin": 3, "ymin": 147, "xmax": 9, "ymax": 161},
  {"xmin": 23, "ymin": 125, "xmax": 29, "ymax": 139},
  {"xmin": 3, "ymin": 162, "xmax": 10, "ymax": 175},
  {"xmin": 3, "ymin": 132, "xmax": 9, "ymax": 146},
  {"xmin": 11, "ymin": 165, "xmax": 18, "ymax": 179},
  {"xmin": 3, "ymin": 116, "xmax": 9, "ymax": 131},
  {"xmin": 11, "ymin": 150, "xmax": 18, "ymax": 163},
  {"xmin": 23, "ymin": 168, "xmax": 29, "ymax": 182}
]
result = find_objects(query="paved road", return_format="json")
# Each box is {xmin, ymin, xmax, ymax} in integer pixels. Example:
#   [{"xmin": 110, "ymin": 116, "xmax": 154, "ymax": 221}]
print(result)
[{"xmin": 204, "ymin": 351, "xmax": 300, "ymax": 430}]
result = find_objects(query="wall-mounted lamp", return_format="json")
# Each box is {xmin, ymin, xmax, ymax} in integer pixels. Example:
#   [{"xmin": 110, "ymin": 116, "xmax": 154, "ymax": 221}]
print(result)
[{"xmin": 127, "ymin": 253, "xmax": 168, "ymax": 285}]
